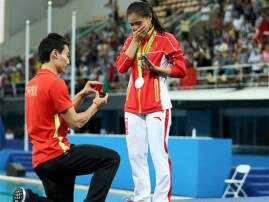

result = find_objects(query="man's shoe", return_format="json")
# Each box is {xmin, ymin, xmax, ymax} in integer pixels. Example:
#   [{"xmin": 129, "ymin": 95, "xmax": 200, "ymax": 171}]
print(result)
[{"xmin": 12, "ymin": 187, "xmax": 29, "ymax": 202}]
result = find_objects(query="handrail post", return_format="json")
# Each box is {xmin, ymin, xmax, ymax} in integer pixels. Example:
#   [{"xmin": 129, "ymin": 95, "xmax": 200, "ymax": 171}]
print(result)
[{"xmin": 239, "ymin": 64, "xmax": 243, "ymax": 87}]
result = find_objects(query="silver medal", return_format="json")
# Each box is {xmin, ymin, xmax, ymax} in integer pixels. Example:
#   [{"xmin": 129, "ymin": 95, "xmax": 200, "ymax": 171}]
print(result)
[{"xmin": 135, "ymin": 77, "xmax": 144, "ymax": 89}]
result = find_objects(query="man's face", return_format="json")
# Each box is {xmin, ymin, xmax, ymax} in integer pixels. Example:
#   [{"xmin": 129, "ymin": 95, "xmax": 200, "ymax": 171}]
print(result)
[{"xmin": 55, "ymin": 45, "xmax": 70, "ymax": 73}]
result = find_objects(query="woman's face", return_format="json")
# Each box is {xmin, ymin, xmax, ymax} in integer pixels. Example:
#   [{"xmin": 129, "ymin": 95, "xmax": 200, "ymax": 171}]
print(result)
[{"xmin": 128, "ymin": 12, "xmax": 152, "ymax": 33}]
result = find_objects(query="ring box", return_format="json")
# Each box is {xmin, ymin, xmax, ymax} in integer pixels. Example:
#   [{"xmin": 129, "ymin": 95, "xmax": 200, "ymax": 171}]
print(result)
[
  {"xmin": 95, "ymin": 83, "xmax": 106, "ymax": 97},
  {"xmin": 95, "ymin": 83, "xmax": 103, "ymax": 91}
]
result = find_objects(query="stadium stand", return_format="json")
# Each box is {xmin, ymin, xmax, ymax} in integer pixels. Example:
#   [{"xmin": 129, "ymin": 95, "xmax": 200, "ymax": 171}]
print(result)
[{"xmin": 0, "ymin": 0, "xmax": 268, "ymax": 96}]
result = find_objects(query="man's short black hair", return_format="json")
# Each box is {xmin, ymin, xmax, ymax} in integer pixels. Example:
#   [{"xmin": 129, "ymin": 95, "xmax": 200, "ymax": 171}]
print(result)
[{"xmin": 38, "ymin": 33, "xmax": 69, "ymax": 64}]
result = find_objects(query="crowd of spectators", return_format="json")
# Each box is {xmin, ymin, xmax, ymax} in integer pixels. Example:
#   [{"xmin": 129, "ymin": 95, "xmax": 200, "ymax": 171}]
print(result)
[
  {"xmin": 181, "ymin": 0, "xmax": 269, "ymax": 85},
  {"xmin": 0, "ymin": 0, "xmax": 269, "ymax": 97}
]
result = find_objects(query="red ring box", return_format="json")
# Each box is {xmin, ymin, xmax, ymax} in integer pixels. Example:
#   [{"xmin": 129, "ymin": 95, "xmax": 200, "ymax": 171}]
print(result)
[
  {"xmin": 95, "ymin": 83, "xmax": 106, "ymax": 97},
  {"xmin": 95, "ymin": 83, "xmax": 103, "ymax": 91}
]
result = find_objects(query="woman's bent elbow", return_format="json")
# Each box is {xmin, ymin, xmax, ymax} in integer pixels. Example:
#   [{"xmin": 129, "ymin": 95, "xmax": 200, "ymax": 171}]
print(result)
[{"xmin": 118, "ymin": 67, "xmax": 127, "ymax": 74}]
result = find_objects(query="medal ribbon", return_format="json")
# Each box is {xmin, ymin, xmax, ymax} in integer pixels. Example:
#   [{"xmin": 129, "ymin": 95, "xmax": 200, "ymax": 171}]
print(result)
[{"xmin": 137, "ymin": 28, "xmax": 156, "ymax": 78}]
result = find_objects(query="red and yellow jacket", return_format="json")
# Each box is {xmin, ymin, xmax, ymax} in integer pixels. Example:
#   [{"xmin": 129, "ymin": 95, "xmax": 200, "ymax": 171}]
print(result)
[{"xmin": 116, "ymin": 31, "xmax": 186, "ymax": 114}]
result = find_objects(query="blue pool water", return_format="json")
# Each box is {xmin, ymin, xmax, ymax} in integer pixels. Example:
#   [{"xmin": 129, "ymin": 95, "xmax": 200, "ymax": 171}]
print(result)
[{"xmin": 0, "ymin": 180, "xmax": 129, "ymax": 202}]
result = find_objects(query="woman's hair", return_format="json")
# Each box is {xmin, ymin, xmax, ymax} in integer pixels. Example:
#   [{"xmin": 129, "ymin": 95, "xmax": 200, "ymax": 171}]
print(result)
[
  {"xmin": 126, "ymin": 0, "xmax": 165, "ymax": 34},
  {"xmin": 38, "ymin": 33, "xmax": 69, "ymax": 64}
]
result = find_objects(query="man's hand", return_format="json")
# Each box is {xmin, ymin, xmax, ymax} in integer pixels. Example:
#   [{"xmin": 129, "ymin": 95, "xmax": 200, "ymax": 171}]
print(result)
[
  {"xmin": 81, "ymin": 81, "xmax": 101, "ymax": 96},
  {"xmin": 92, "ymin": 91, "xmax": 109, "ymax": 108}
]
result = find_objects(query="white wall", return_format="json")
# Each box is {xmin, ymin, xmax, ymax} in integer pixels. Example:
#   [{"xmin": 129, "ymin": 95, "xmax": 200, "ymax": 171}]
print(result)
[
  {"xmin": 0, "ymin": 0, "xmax": 5, "ymax": 43},
  {"xmin": 6, "ymin": 0, "xmax": 50, "ymax": 38},
  {"xmin": 0, "ymin": 0, "xmax": 132, "ymax": 57}
]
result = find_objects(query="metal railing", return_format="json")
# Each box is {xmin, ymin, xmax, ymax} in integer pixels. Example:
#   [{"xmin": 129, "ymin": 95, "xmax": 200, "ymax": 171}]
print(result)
[
  {"xmin": 191, "ymin": 62, "xmax": 269, "ymax": 89},
  {"xmin": 1, "ymin": 62, "xmax": 268, "ymax": 97}
]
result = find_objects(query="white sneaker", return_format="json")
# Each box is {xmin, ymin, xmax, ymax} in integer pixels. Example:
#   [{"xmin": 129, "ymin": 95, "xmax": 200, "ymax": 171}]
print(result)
[{"xmin": 12, "ymin": 187, "xmax": 29, "ymax": 202}]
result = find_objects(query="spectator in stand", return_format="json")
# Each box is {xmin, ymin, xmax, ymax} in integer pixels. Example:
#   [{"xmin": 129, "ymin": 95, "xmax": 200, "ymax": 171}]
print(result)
[
  {"xmin": 218, "ymin": 38, "xmax": 229, "ymax": 53},
  {"xmin": 213, "ymin": 29, "xmax": 223, "ymax": 52},
  {"xmin": 236, "ymin": 42, "xmax": 250, "ymax": 76},
  {"xmin": 104, "ymin": 0, "xmax": 114, "ymax": 20},
  {"xmin": 239, "ymin": 16, "xmax": 253, "ymax": 42},
  {"xmin": 242, "ymin": 0, "xmax": 255, "ymax": 22},
  {"xmin": 181, "ymin": 15, "xmax": 190, "ymax": 41},
  {"xmin": 222, "ymin": 49, "xmax": 237, "ymax": 82},
  {"xmin": 113, "ymin": 0, "xmax": 119, "ymax": 26},
  {"xmin": 261, "ymin": 31, "xmax": 269, "ymax": 50},
  {"xmin": 215, "ymin": 12, "xmax": 223, "ymax": 30},
  {"xmin": 232, "ymin": 12, "xmax": 244, "ymax": 39},
  {"xmin": 0, "ymin": 64, "xmax": 6, "ymax": 97},
  {"xmin": 257, "ymin": 11, "xmax": 269, "ymax": 42},
  {"xmin": 196, "ymin": 48, "xmax": 211, "ymax": 69},
  {"xmin": 200, "ymin": 0, "xmax": 211, "ymax": 25},
  {"xmin": 262, "ymin": 42, "xmax": 269, "ymax": 67},
  {"xmin": 224, "ymin": 3, "xmax": 234, "ymax": 24},
  {"xmin": 223, "ymin": 23, "xmax": 236, "ymax": 49},
  {"xmin": 184, "ymin": 50, "xmax": 194, "ymax": 69},
  {"xmin": 248, "ymin": 44, "xmax": 263, "ymax": 84},
  {"xmin": 204, "ymin": 24, "xmax": 215, "ymax": 47},
  {"xmin": 10, "ymin": 67, "xmax": 18, "ymax": 96},
  {"xmin": 253, "ymin": 0, "xmax": 264, "ymax": 14},
  {"xmin": 211, "ymin": 51, "xmax": 224, "ymax": 83}
]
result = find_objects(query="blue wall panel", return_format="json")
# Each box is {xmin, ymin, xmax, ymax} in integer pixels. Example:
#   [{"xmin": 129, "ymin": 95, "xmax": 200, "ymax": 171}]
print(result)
[
  {"xmin": 0, "ymin": 151, "xmax": 10, "ymax": 170},
  {"xmin": 197, "ymin": 139, "xmax": 232, "ymax": 197},
  {"xmin": 69, "ymin": 135, "xmax": 232, "ymax": 197}
]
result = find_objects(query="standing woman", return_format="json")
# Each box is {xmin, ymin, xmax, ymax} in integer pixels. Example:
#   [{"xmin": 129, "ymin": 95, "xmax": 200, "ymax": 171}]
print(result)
[{"xmin": 116, "ymin": 1, "xmax": 186, "ymax": 202}]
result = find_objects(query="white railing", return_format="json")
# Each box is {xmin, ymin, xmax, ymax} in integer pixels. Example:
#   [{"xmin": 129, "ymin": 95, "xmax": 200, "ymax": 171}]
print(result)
[
  {"xmin": 192, "ymin": 62, "xmax": 269, "ymax": 89},
  {"xmin": 1, "ymin": 62, "xmax": 268, "ymax": 97}
]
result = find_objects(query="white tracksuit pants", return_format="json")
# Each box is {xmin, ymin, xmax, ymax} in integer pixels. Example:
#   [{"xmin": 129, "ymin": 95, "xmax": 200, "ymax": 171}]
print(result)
[{"xmin": 125, "ymin": 109, "xmax": 172, "ymax": 202}]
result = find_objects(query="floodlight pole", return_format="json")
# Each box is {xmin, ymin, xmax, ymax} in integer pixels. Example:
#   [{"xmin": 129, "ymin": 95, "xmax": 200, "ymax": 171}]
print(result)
[
  {"xmin": 70, "ymin": 11, "xmax": 76, "ymax": 135},
  {"xmin": 47, "ymin": 1, "xmax": 52, "ymax": 33},
  {"xmin": 24, "ymin": 20, "xmax": 30, "ymax": 152}
]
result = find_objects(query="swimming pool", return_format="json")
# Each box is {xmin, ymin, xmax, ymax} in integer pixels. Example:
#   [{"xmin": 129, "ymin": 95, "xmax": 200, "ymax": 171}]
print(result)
[
  {"xmin": 0, "ymin": 179, "xmax": 131, "ymax": 202},
  {"xmin": 0, "ymin": 174, "xmax": 187, "ymax": 202}
]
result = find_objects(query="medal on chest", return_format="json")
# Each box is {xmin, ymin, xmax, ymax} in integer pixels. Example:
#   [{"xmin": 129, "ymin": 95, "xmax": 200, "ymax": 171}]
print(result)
[{"xmin": 135, "ymin": 77, "xmax": 144, "ymax": 89}]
